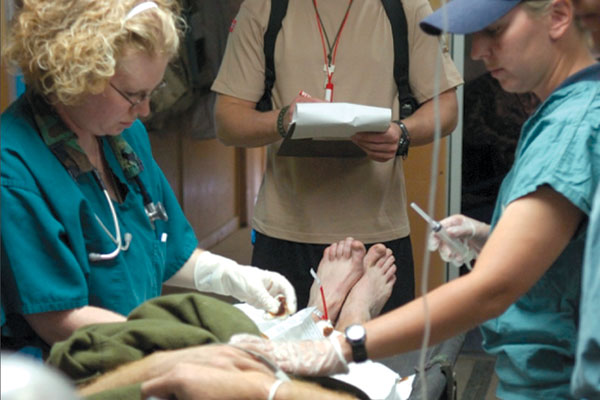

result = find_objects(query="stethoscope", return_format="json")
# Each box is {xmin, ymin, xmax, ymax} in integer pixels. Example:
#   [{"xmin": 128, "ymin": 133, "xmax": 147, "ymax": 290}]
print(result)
[{"xmin": 88, "ymin": 169, "xmax": 168, "ymax": 262}]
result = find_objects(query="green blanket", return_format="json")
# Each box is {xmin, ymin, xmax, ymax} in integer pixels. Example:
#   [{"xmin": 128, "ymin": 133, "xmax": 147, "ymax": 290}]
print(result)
[{"xmin": 47, "ymin": 293, "xmax": 260, "ymax": 399}]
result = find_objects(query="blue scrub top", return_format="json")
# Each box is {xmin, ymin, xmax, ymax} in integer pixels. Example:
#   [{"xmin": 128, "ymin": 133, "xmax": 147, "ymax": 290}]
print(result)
[
  {"xmin": 1, "ymin": 94, "xmax": 198, "ymax": 351},
  {"xmin": 571, "ymin": 165, "xmax": 600, "ymax": 398},
  {"xmin": 481, "ymin": 63, "xmax": 600, "ymax": 399}
]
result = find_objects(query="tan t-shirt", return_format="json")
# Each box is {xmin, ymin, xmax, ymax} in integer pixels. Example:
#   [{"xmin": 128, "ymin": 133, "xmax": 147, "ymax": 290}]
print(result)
[{"xmin": 212, "ymin": 0, "xmax": 463, "ymax": 244}]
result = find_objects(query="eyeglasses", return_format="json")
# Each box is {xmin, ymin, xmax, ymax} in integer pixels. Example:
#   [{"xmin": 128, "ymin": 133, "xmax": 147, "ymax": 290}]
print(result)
[{"xmin": 109, "ymin": 80, "xmax": 166, "ymax": 109}]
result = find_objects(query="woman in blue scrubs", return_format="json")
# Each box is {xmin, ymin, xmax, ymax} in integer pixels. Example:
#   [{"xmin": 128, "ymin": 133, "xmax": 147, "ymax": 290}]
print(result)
[
  {"xmin": 230, "ymin": 0, "xmax": 600, "ymax": 398},
  {"xmin": 571, "ymin": 0, "xmax": 600, "ymax": 397},
  {"xmin": 1, "ymin": 0, "xmax": 296, "ymax": 355}
]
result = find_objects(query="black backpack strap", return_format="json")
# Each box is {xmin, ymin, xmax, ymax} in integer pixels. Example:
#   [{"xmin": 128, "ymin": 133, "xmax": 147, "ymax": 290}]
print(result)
[
  {"xmin": 256, "ymin": 0, "xmax": 417, "ymax": 117},
  {"xmin": 255, "ymin": 0, "xmax": 289, "ymax": 111},
  {"xmin": 380, "ymin": 0, "xmax": 419, "ymax": 118}
]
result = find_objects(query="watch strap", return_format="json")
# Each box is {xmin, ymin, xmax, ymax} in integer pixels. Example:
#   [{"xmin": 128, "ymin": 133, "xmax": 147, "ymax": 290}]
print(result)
[
  {"xmin": 393, "ymin": 120, "xmax": 410, "ymax": 159},
  {"xmin": 277, "ymin": 105, "xmax": 290, "ymax": 138},
  {"xmin": 345, "ymin": 325, "xmax": 368, "ymax": 363},
  {"xmin": 351, "ymin": 339, "xmax": 368, "ymax": 363}
]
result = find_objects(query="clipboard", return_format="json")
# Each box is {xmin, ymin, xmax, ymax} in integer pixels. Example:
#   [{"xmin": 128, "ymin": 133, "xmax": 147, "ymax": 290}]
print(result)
[
  {"xmin": 277, "ymin": 125, "xmax": 366, "ymax": 157},
  {"xmin": 276, "ymin": 103, "xmax": 391, "ymax": 158}
]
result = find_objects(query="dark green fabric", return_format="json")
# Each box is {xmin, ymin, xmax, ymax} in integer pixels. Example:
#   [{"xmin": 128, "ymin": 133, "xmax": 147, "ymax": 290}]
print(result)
[
  {"xmin": 28, "ymin": 90, "xmax": 143, "ymax": 179},
  {"xmin": 47, "ymin": 293, "xmax": 259, "ymax": 397}
]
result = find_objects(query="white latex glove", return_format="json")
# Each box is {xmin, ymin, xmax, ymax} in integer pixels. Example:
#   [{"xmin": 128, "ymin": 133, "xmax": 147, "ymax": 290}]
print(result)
[
  {"xmin": 229, "ymin": 333, "xmax": 349, "ymax": 376},
  {"xmin": 427, "ymin": 214, "xmax": 490, "ymax": 268},
  {"xmin": 194, "ymin": 251, "xmax": 297, "ymax": 314}
]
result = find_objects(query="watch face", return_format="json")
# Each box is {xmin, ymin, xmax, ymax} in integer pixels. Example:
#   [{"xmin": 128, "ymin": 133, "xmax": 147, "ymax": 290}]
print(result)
[{"xmin": 346, "ymin": 324, "xmax": 366, "ymax": 341}]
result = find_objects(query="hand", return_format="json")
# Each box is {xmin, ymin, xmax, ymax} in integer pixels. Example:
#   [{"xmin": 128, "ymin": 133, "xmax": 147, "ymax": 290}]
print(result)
[
  {"xmin": 223, "ymin": 265, "xmax": 298, "ymax": 315},
  {"xmin": 427, "ymin": 214, "xmax": 490, "ymax": 266},
  {"xmin": 229, "ymin": 334, "xmax": 349, "ymax": 376},
  {"xmin": 194, "ymin": 251, "xmax": 297, "ymax": 314},
  {"xmin": 351, "ymin": 122, "xmax": 401, "ymax": 162},
  {"xmin": 166, "ymin": 344, "xmax": 274, "ymax": 374},
  {"xmin": 283, "ymin": 91, "xmax": 323, "ymax": 129},
  {"xmin": 141, "ymin": 363, "xmax": 276, "ymax": 400}
]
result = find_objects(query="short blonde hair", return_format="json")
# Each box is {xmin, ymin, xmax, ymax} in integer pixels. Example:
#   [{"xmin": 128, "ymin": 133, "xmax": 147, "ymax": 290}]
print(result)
[
  {"xmin": 2, "ymin": 0, "xmax": 184, "ymax": 105},
  {"xmin": 521, "ymin": 0, "xmax": 587, "ymax": 33},
  {"xmin": 521, "ymin": 0, "xmax": 554, "ymax": 16}
]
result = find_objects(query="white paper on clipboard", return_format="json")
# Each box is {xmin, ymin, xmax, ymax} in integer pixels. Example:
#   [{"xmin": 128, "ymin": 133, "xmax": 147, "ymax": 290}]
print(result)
[{"xmin": 288, "ymin": 102, "xmax": 392, "ymax": 140}]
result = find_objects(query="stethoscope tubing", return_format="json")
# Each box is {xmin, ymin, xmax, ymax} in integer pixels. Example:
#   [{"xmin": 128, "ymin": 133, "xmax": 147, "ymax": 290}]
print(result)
[
  {"xmin": 88, "ymin": 170, "xmax": 131, "ymax": 262},
  {"xmin": 87, "ymin": 167, "xmax": 167, "ymax": 262}
]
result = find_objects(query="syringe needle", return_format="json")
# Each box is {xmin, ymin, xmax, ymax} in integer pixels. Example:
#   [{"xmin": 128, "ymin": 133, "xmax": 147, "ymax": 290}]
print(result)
[{"xmin": 410, "ymin": 202, "xmax": 471, "ymax": 265}]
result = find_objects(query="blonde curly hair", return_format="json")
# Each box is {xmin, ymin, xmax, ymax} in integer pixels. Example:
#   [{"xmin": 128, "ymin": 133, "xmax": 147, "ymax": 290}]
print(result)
[{"xmin": 2, "ymin": 0, "xmax": 184, "ymax": 105}]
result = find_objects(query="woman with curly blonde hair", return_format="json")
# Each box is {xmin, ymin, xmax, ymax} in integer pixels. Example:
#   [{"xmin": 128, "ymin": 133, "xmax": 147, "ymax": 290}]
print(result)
[{"xmin": 1, "ymin": 0, "xmax": 296, "ymax": 357}]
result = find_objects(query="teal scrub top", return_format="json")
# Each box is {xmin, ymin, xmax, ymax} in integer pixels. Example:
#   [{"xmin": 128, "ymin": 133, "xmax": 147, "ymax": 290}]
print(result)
[
  {"xmin": 481, "ymin": 63, "xmax": 600, "ymax": 399},
  {"xmin": 1, "ymin": 93, "xmax": 198, "ymax": 351},
  {"xmin": 572, "ymin": 171, "xmax": 600, "ymax": 398}
]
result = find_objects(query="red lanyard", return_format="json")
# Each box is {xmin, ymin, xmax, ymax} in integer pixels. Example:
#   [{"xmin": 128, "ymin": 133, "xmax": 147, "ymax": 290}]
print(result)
[{"xmin": 312, "ymin": 0, "xmax": 353, "ymax": 102}]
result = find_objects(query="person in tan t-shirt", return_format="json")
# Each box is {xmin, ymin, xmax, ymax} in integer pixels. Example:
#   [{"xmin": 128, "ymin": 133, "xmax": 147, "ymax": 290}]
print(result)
[{"xmin": 211, "ymin": 0, "xmax": 463, "ymax": 313}]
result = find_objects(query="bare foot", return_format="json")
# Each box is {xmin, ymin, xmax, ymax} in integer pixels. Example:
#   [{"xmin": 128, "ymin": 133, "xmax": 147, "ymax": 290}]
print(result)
[
  {"xmin": 335, "ymin": 244, "xmax": 397, "ymax": 331},
  {"xmin": 307, "ymin": 237, "xmax": 366, "ymax": 324}
]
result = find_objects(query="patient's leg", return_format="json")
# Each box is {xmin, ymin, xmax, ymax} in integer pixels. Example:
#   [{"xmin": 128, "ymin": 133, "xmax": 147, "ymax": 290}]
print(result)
[
  {"xmin": 335, "ymin": 244, "xmax": 397, "ymax": 331},
  {"xmin": 307, "ymin": 237, "xmax": 366, "ymax": 324}
]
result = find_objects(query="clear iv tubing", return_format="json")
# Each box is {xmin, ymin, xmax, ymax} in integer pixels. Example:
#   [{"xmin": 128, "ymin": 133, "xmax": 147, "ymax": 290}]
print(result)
[{"xmin": 417, "ymin": 2, "xmax": 449, "ymax": 396}]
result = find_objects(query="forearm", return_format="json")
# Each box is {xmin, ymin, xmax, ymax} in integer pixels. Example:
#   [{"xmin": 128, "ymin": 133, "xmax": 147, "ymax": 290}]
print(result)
[
  {"xmin": 78, "ymin": 350, "xmax": 174, "ymax": 396},
  {"xmin": 403, "ymin": 88, "xmax": 458, "ymax": 146},
  {"xmin": 80, "ymin": 344, "xmax": 282, "ymax": 398},
  {"xmin": 164, "ymin": 248, "xmax": 297, "ymax": 314},
  {"xmin": 140, "ymin": 364, "xmax": 358, "ymax": 400},
  {"xmin": 164, "ymin": 248, "xmax": 244, "ymax": 292},
  {"xmin": 163, "ymin": 248, "xmax": 202, "ymax": 289},
  {"xmin": 215, "ymin": 94, "xmax": 282, "ymax": 147},
  {"xmin": 25, "ymin": 306, "xmax": 126, "ymax": 345},
  {"xmin": 352, "ymin": 270, "xmax": 509, "ymax": 361}
]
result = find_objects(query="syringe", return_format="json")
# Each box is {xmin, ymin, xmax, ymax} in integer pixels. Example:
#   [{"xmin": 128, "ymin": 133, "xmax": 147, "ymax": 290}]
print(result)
[{"xmin": 410, "ymin": 202, "xmax": 472, "ymax": 267}]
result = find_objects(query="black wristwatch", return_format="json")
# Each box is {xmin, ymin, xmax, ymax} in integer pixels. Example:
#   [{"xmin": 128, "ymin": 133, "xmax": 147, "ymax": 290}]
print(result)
[
  {"xmin": 345, "ymin": 324, "xmax": 368, "ymax": 363},
  {"xmin": 392, "ymin": 120, "xmax": 410, "ymax": 159}
]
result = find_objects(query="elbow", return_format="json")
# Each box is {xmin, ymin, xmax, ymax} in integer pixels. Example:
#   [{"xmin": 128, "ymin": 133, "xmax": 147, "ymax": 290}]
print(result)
[
  {"xmin": 215, "ymin": 130, "xmax": 236, "ymax": 147},
  {"xmin": 484, "ymin": 296, "xmax": 512, "ymax": 320},
  {"xmin": 213, "ymin": 97, "xmax": 237, "ymax": 147},
  {"xmin": 25, "ymin": 313, "xmax": 74, "ymax": 346},
  {"xmin": 474, "ymin": 291, "xmax": 513, "ymax": 322},
  {"xmin": 214, "ymin": 115, "xmax": 237, "ymax": 147},
  {"xmin": 473, "ymin": 274, "xmax": 521, "ymax": 321},
  {"xmin": 444, "ymin": 109, "xmax": 459, "ymax": 136},
  {"xmin": 441, "ymin": 90, "xmax": 459, "ymax": 136}
]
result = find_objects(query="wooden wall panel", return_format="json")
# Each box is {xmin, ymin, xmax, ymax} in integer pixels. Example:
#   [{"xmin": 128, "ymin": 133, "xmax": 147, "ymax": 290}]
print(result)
[
  {"xmin": 1, "ymin": 0, "xmax": 16, "ymax": 114},
  {"xmin": 148, "ymin": 130, "xmax": 182, "ymax": 202},
  {"xmin": 243, "ymin": 147, "xmax": 267, "ymax": 225},
  {"xmin": 0, "ymin": 63, "xmax": 14, "ymax": 114},
  {"xmin": 181, "ymin": 137, "xmax": 239, "ymax": 249}
]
